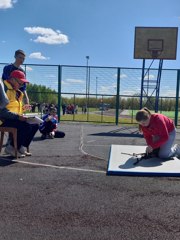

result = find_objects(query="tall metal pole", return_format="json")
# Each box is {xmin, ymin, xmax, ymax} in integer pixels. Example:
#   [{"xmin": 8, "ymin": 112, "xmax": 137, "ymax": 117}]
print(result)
[
  {"xmin": 58, "ymin": 65, "xmax": 62, "ymax": 122},
  {"xmin": 96, "ymin": 77, "xmax": 98, "ymax": 99},
  {"xmin": 155, "ymin": 59, "xmax": 163, "ymax": 112},
  {"xmin": 140, "ymin": 59, "xmax": 145, "ymax": 109},
  {"xmin": 175, "ymin": 70, "xmax": 180, "ymax": 126},
  {"xmin": 115, "ymin": 68, "xmax": 120, "ymax": 125},
  {"xmin": 86, "ymin": 56, "xmax": 89, "ymax": 109}
]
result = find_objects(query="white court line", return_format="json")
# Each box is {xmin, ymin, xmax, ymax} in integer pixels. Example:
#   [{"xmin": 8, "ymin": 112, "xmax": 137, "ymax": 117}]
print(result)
[
  {"xmin": 4, "ymin": 159, "xmax": 106, "ymax": 174},
  {"xmin": 87, "ymin": 140, "xmax": 96, "ymax": 143},
  {"xmin": 1, "ymin": 125, "xmax": 107, "ymax": 174},
  {"xmin": 79, "ymin": 126, "xmax": 107, "ymax": 160},
  {"xmin": 79, "ymin": 125, "xmax": 88, "ymax": 155}
]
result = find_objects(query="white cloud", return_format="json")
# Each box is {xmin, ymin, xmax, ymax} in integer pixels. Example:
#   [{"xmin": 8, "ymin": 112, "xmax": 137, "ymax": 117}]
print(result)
[
  {"xmin": 137, "ymin": 74, "xmax": 156, "ymax": 81},
  {"xmin": 29, "ymin": 52, "xmax": 49, "ymax": 60},
  {"xmin": 114, "ymin": 73, "xmax": 127, "ymax": 79},
  {"xmin": 0, "ymin": 0, "xmax": 17, "ymax": 9},
  {"xmin": 24, "ymin": 26, "xmax": 69, "ymax": 45},
  {"xmin": 99, "ymin": 85, "xmax": 113, "ymax": 94},
  {"xmin": 45, "ymin": 74, "xmax": 56, "ymax": 78},
  {"xmin": 120, "ymin": 74, "xmax": 128, "ymax": 79},
  {"xmin": 144, "ymin": 74, "xmax": 155, "ymax": 80},
  {"xmin": 62, "ymin": 81, "xmax": 70, "ymax": 85},
  {"xmin": 66, "ymin": 79, "xmax": 84, "ymax": 84},
  {"xmin": 25, "ymin": 66, "xmax": 33, "ymax": 71},
  {"xmin": 122, "ymin": 90, "xmax": 137, "ymax": 95}
]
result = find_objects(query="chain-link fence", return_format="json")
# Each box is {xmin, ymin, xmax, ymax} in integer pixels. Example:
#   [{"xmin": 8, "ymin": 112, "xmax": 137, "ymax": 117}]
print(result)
[{"xmin": 0, "ymin": 63, "xmax": 180, "ymax": 125}]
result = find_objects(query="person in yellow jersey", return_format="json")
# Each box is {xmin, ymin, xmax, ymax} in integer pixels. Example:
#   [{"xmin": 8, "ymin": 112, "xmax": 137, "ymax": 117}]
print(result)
[
  {"xmin": 0, "ymin": 70, "xmax": 38, "ymax": 158},
  {"xmin": 3, "ymin": 70, "xmax": 31, "ymax": 115}
]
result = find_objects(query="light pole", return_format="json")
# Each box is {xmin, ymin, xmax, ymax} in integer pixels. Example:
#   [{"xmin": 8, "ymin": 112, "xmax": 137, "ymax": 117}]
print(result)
[
  {"xmin": 86, "ymin": 56, "xmax": 89, "ymax": 108},
  {"xmin": 96, "ymin": 77, "xmax": 98, "ymax": 99}
]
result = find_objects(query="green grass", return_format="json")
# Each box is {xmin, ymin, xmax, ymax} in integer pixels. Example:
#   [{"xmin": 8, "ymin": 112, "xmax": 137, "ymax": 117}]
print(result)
[
  {"xmin": 130, "ymin": 110, "xmax": 175, "ymax": 118},
  {"xmin": 60, "ymin": 113, "xmax": 116, "ymax": 123},
  {"xmin": 60, "ymin": 112, "xmax": 135, "ymax": 124}
]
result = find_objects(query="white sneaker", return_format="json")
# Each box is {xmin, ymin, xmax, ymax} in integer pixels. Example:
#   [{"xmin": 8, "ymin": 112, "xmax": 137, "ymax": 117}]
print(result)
[
  {"xmin": 5, "ymin": 145, "xmax": 25, "ymax": 158},
  {"xmin": 19, "ymin": 146, "xmax": 32, "ymax": 156},
  {"xmin": 19, "ymin": 146, "xmax": 26, "ymax": 154},
  {"xmin": 173, "ymin": 144, "xmax": 180, "ymax": 157},
  {"xmin": 49, "ymin": 132, "xmax": 55, "ymax": 139}
]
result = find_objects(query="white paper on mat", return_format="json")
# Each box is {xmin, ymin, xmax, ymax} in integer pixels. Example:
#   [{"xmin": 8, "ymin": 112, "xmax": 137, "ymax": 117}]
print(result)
[{"xmin": 26, "ymin": 116, "xmax": 43, "ymax": 125}]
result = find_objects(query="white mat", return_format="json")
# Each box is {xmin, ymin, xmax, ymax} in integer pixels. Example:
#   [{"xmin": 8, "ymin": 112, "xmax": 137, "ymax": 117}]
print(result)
[{"xmin": 107, "ymin": 145, "xmax": 180, "ymax": 177}]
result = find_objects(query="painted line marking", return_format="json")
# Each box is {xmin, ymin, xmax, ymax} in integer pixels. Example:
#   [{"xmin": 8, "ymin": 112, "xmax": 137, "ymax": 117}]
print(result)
[
  {"xmin": 87, "ymin": 140, "xmax": 96, "ymax": 143},
  {"xmin": 79, "ymin": 126, "xmax": 109, "ymax": 160},
  {"xmin": 3, "ymin": 159, "xmax": 106, "ymax": 174}
]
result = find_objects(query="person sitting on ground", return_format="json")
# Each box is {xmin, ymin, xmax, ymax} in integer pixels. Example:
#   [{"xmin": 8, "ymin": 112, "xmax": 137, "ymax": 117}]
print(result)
[
  {"xmin": 0, "ymin": 75, "xmax": 39, "ymax": 158},
  {"xmin": 39, "ymin": 107, "xmax": 65, "ymax": 139},
  {"xmin": 136, "ymin": 107, "xmax": 180, "ymax": 159},
  {"xmin": 39, "ymin": 107, "xmax": 58, "ymax": 139}
]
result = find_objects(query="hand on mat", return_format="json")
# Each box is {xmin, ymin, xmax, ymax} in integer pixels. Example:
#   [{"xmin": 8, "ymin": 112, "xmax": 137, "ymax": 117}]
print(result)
[{"xmin": 146, "ymin": 145, "xmax": 153, "ymax": 154}]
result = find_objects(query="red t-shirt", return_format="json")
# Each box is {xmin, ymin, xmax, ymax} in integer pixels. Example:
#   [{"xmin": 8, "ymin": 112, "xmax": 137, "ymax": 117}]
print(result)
[{"xmin": 141, "ymin": 113, "xmax": 175, "ymax": 149}]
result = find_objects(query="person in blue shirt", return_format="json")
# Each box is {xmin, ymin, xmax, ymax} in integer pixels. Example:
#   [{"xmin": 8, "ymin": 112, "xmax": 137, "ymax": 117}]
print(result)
[
  {"xmin": 39, "ymin": 107, "xmax": 58, "ymax": 139},
  {"xmin": 2, "ymin": 49, "xmax": 29, "ymax": 105},
  {"xmin": 39, "ymin": 106, "xmax": 65, "ymax": 139}
]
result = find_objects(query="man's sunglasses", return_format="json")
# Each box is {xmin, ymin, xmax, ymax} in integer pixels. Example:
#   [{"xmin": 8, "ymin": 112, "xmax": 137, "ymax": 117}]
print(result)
[{"xmin": 14, "ymin": 78, "xmax": 24, "ymax": 86}]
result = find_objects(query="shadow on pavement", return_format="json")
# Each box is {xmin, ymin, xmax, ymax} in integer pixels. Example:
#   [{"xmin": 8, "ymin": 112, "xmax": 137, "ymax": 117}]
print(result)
[
  {"xmin": 0, "ymin": 157, "xmax": 16, "ymax": 167},
  {"xmin": 90, "ymin": 132, "xmax": 143, "ymax": 138}
]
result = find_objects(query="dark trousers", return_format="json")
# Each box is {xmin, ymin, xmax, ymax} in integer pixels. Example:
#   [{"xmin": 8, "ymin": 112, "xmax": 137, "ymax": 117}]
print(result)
[
  {"xmin": 2, "ymin": 119, "xmax": 39, "ymax": 149},
  {"xmin": 39, "ymin": 122, "xmax": 56, "ymax": 135}
]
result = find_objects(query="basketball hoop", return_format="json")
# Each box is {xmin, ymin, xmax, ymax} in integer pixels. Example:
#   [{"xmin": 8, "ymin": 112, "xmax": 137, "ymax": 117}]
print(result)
[
  {"xmin": 150, "ymin": 50, "xmax": 162, "ymax": 59},
  {"xmin": 134, "ymin": 27, "xmax": 178, "ymax": 60}
]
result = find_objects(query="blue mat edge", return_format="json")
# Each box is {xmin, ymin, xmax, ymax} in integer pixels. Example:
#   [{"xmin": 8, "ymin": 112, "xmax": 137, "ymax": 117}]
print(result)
[{"xmin": 106, "ymin": 170, "xmax": 180, "ymax": 177}]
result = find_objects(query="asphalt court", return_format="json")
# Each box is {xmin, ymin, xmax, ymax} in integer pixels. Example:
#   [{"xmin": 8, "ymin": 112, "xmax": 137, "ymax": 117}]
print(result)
[
  {"xmin": 0, "ymin": 123, "xmax": 145, "ymax": 170},
  {"xmin": 1, "ymin": 123, "xmax": 180, "ymax": 240}
]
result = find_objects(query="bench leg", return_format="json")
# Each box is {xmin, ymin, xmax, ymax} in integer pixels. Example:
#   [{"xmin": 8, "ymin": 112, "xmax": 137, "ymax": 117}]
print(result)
[
  {"xmin": 0, "ymin": 132, "xmax": 5, "ymax": 153},
  {"xmin": 12, "ymin": 130, "xmax": 18, "ymax": 159}
]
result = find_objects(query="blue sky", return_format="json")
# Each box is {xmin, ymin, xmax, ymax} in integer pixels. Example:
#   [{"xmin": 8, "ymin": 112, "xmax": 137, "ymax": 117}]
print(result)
[{"xmin": 0, "ymin": 0, "xmax": 180, "ymax": 69}]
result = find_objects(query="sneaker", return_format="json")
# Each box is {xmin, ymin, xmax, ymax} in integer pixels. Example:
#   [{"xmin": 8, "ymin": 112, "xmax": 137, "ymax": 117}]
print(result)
[
  {"xmin": 25, "ymin": 152, "xmax": 32, "ymax": 156},
  {"xmin": 19, "ymin": 146, "xmax": 32, "ymax": 156},
  {"xmin": 173, "ymin": 144, "xmax": 180, "ymax": 157},
  {"xmin": 5, "ymin": 145, "xmax": 25, "ymax": 158},
  {"xmin": 49, "ymin": 132, "xmax": 55, "ymax": 139}
]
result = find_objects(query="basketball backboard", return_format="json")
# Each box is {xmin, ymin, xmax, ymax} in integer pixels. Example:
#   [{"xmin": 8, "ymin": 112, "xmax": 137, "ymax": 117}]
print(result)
[{"xmin": 134, "ymin": 27, "xmax": 178, "ymax": 59}]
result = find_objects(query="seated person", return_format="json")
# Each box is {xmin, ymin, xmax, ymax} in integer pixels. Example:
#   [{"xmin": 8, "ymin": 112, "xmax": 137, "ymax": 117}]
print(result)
[
  {"xmin": 39, "ymin": 107, "xmax": 65, "ymax": 139},
  {"xmin": 3, "ymin": 70, "xmax": 31, "ymax": 114},
  {"xmin": 0, "ymin": 71, "xmax": 39, "ymax": 158}
]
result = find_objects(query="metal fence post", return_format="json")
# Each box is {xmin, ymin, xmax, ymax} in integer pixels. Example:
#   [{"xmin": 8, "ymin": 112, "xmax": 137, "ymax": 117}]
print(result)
[
  {"xmin": 175, "ymin": 69, "xmax": 180, "ymax": 126},
  {"xmin": 58, "ymin": 65, "xmax": 62, "ymax": 122},
  {"xmin": 115, "ymin": 68, "xmax": 120, "ymax": 125}
]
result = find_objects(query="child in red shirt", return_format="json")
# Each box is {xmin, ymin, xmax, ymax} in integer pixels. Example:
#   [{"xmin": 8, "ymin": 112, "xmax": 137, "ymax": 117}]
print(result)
[{"xmin": 136, "ymin": 107, "xmax": 180, "ymax": 159}]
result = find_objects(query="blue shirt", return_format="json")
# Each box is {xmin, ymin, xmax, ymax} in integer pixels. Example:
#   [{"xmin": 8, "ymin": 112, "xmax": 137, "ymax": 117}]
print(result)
[
  {"xmin": 39, "ymin": 114, "xmax": 58, "ymax": 131},
  {"xmin": 2, "ymin": 64, "xmax": 26, "ymax": 92}
]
